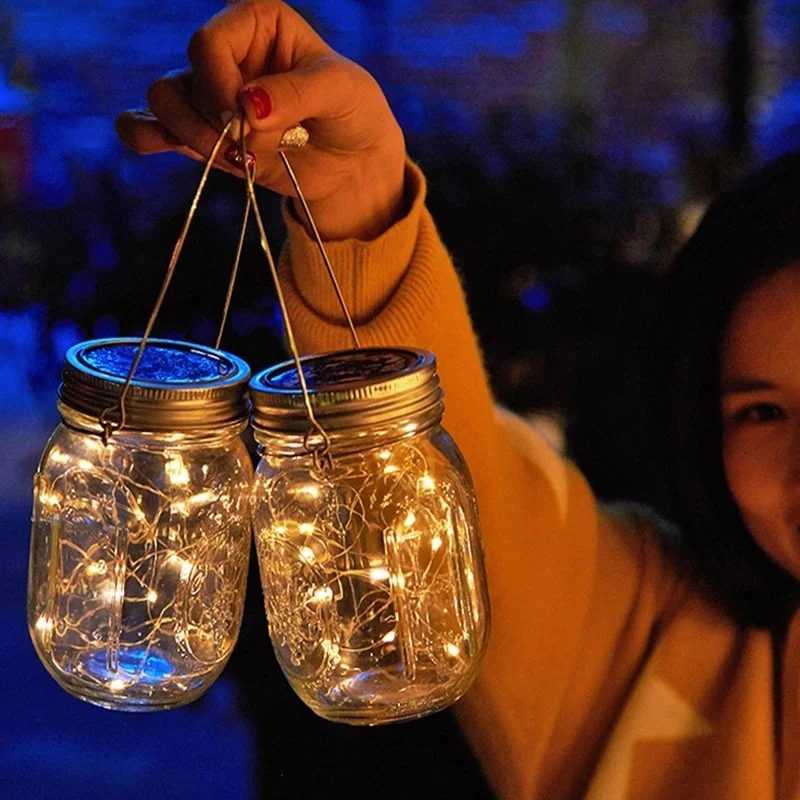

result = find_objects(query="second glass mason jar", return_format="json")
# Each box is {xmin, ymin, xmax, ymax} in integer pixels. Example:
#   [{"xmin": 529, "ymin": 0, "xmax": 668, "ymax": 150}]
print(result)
[
  {"xmin": 250, "ymin": 347, "xmax": 490, "ymax": 725},
  {"xmin": 28, "ymin": 338, "xmax": 253, "ymax": 711}
]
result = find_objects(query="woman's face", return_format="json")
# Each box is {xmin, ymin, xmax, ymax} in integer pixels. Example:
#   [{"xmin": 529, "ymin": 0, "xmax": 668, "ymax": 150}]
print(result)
[{"xmin": 721, "ymin": 265, "xmax": 800, "ymax": 578}]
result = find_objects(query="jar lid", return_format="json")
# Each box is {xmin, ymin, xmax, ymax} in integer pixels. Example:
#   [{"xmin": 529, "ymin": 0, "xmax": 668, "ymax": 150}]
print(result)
[
  {"xmin": 249, "ymin": 347, "xmax": 443, "ymax": 433},
  {"xmin": 59, "ymin": 338, "xmax": 251, "ymax": 432}
]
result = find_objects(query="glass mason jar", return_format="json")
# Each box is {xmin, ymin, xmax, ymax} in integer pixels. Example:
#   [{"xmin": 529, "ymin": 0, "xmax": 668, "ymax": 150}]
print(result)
[
  {"xmin": 250, "ymin": 347, "xmax": 490, "ymax": 725},
  {"xmin": 28, "ymin": 338, "xmax": 253, "ymax": 711}
]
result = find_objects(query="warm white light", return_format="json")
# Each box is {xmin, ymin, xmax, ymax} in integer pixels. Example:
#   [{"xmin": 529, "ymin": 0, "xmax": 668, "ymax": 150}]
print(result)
[
  {"xmin": 48, "ymin": 448, "xmax": 72, "ymax": 465},
  {"xmin": 321, "ymin": 639, "xmax": 341, "ymax": 664},
  {"xmin": 312, "ymin": 587, "xmax": 333, "ymax": 603},
  {"xmin": 369, "ymin": 567, "xmax": 390, "ymax": 581},
  {"xmin": 295, "ymin": 484, "xmax": 320, "ymax": 499},
  {"xmin": 418, "ymin": 474, "xmax": 435, "ymax": 492},
  {"xmin": 102, "ymin": 584, "xmax": 125, "ymax": 604},
  {"xmin": 402, "ymin": 422, "xmax": 418, "ymax": 433},
  {"xmin": 39, "ymin": 491, "xmax": 61, "ymax": 508},
  {"xmin": 251, "ymin": 429, "xmax": 489, "ymax": 724},
  {"xmin": 35, "ymin": 615, "xmax": 53, "ymax": 634},
  {"xmin": 165, "ymin": 457, "xmax": 190, "ymax": 486},
  {"xmin": 166, "ymin": 552, "xmax": 193, "ymax": 580},
  {"xmin": 30, "ymin": 413, "xmax": 253, "ymax": 712},
  {"xmin": 189, "ymin": 490, "xmax": 216, "ymax": 507}
]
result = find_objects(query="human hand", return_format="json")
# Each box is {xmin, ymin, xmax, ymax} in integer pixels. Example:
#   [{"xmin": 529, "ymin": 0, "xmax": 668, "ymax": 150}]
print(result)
[{"xmin": 116, "ymin": 0, "xmax": 406, "ymax": 240}]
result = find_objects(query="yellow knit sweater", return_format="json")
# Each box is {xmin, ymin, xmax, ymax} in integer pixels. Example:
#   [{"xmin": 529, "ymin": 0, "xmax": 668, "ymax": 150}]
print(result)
[{"xmin": 279, "ymin": 162, "xmax": 795, "ymax": 799}]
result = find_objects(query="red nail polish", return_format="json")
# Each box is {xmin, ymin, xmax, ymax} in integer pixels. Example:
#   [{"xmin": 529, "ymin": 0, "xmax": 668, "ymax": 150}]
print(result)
[
  {"xmin": 224, "ymin": 144, "xmax": 256, "ymax": 171},
  {"xmin": 239, "ymin": 86, "xmax": 272, "ymax": 120},
  {"xmin": 224, "ymin": 144, "xmax": 242, "ymax": 167}
]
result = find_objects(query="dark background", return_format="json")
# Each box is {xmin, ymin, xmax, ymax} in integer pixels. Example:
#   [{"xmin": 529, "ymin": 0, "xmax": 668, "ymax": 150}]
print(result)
[{"xmin": 1, "ymin": 1, "xmax": 799, "ymax": 797}]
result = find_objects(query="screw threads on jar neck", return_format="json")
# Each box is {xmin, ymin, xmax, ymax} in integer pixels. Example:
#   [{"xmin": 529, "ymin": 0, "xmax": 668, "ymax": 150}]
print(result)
[
  {"xmin": 249, "ymin": 347, "xmax": 445, "ymax": 456},
  {"xmin": 59, "ymin": 338, "xmax": 251, "ymax": 435}
]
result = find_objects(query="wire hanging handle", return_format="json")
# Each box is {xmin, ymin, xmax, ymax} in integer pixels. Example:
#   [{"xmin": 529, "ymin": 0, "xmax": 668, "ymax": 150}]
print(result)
[
  {"xmin": 99, "ymin": 114, "xmax": 357, "ymax": 471},
  {"xmin": 277, "ymin": 144, "xmax": 360, "ymax": 349},
  {"xmin": 99, "ymin": 118, "xmax": 242, "ymax": 443},
  {"xmin": 238, "ymin": 123, "xmax": 342, "ymax": 471}
]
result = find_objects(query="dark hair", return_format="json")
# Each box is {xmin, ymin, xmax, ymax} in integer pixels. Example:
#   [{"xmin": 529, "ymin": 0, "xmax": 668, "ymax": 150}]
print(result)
[{"xmin": 657, "ymin": 151, "xmax": 800, "ymax": 628}]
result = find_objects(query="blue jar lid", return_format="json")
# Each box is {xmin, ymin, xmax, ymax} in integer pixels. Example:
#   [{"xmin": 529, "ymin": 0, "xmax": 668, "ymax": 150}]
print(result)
[
  {"xmin": 59, "ymin": 338, "xmax": 251, "ymax": 432},
  {"xmin": 249, "ymin": 347, "xmax": 442, "ymax": 433}
]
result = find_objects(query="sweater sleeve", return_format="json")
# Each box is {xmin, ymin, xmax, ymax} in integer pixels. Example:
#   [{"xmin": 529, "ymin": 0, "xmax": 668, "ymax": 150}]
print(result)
[{"xmin": 278, "ymin": 160, "xmax": 686, "ymax": 798}]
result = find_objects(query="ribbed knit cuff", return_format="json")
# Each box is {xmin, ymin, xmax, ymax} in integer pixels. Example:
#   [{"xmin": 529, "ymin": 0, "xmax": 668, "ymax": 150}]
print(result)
[{"xmin": 280, "ymin": 160, "xmax": 427, "ymax": 326}]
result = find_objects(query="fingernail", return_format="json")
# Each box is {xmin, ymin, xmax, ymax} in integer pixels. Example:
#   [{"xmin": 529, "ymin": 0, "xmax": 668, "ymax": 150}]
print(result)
[
  {"xmin": 239, "ymin": 86, "xmax": 272, "ymax": 120},
  {"xmin": 224, "ymin": 144, "xmax": 256, "ymax": 171}
]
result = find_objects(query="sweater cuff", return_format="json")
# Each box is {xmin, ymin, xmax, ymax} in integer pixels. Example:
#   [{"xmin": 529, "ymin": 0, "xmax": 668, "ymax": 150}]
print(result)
[{"xmin": 281, "ymin": 159, "xmax": 427, "ymax": 325}]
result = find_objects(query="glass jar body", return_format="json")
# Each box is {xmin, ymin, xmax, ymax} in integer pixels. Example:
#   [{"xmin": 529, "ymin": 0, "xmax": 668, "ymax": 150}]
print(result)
[
  {"xmin": 28, "ymin": 420, "xmax": 253, "ymax": 711},
  {"xmin": 252, "ymin": 423, "xmax": 490, "ymax": 725}
]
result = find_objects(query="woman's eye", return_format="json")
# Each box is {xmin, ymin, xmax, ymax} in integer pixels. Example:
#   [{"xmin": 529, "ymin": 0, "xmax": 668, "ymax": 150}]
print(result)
[{"xmin": 734, "ymin": 403, "xmax": 787, "ymax": 424}]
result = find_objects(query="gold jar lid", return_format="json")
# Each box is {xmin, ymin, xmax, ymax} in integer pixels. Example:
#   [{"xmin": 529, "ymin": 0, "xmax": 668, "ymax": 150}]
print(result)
[
  {"xmin": 249, "ymin": 347, "xmax": 443, "ymax": 434},
  {"xmin": 59, "ymin": 338, "xmax": 251, "ymax": 432}
]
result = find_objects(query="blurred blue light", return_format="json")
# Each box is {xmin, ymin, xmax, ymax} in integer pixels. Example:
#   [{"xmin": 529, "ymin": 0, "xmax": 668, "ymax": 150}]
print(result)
[
  {"xmin": 516, "ymin": 1, "xmax": 567, "ymax": 33},
  {"xmin": 192, "ymin": 317, "xmax": 218, "ymax": 346},
  {"xmin": 89, "ymin": 235, "xmax": 117, "ymax": 272},
  {"xmin": 0, "ymin": 305, "xmax": 48, "ymax": 413},
  {"xmin": 589, "ymin": 2, "xmax": 647, "ymax": 37},
  {"xmin": 231, "ymin": 310, "xmax": 257, "ymax": 338},
  {"xmin": 67, "ymin": 270, "xmax": 96, "ymax": 305},
  {"xmin": 0, "ymin": 68, "xmax": 32, "ymax": 114},
  {"xmin": 92, "ymin": 314, "xmax": 120, "ymax": 339},
  {"xmin": 50, "ymin": 320, "xmax": 84, "ymax": 360},
  {"xmin": 521, "ymin": 283, "xmax": 552, "ymax": 312},
  {"xmin": 265, "ymin": 298, "xmax": 285, "ymax": 339},
  {"xmin": 31, "ymin": 156, "xmax": 74, "ymax": 209},
  {"xmin": 65, "ymin": 116, "xmax": 117, "ymax": 174},
  {"xmin": 631, "ymin": 143, "xmax": 677, "ymax": 176}
]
